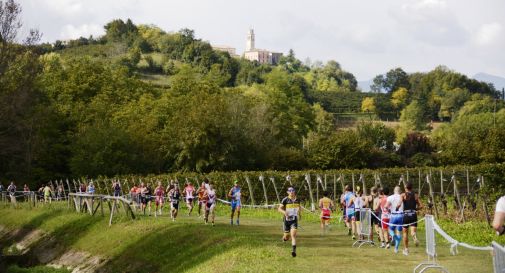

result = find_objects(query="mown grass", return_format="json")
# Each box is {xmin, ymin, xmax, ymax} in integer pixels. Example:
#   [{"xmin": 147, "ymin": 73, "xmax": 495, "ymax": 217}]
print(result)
[{"xmin": 0, "ymin": 201, "xmax": 500, "ymax": 273}]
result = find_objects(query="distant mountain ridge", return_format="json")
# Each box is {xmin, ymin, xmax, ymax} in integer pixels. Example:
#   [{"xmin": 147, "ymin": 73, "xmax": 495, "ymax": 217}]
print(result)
[{"xmin": 473, "ymin": 73, "xmax": 505, "ymax": 91}]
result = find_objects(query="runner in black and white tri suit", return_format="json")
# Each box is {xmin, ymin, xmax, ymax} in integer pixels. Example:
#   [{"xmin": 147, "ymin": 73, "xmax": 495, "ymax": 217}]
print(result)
[{"xmin": 278, "ymin": 187, "xmax": 301, "ymax": 258}]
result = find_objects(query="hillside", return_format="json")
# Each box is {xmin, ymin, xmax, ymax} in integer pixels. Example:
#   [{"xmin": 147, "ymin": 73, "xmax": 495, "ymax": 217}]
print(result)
[{"xmin": 0, "ymin": 203, "xmax": 499, "ymax": 273}]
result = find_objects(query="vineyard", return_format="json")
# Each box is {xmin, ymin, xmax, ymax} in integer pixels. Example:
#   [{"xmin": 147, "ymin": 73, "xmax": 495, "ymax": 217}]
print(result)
[{"xmin": 30, "ymin": 163, "xmax": 505, "ymax": 223}]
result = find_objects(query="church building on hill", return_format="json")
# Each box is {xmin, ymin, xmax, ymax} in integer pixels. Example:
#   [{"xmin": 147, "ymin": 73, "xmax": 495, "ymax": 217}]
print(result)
[{"xmin": 243, "ymin": 29, "xmax": 282, "ymax": 65}]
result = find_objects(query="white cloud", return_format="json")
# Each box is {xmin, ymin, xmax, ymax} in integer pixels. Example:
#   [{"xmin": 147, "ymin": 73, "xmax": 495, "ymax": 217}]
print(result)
[
  {"xmin": 475, "ymin": 23, "xmax": 502, "ymax": 46},
  {"xmin": 41, "ymin": 0, "xmax": 83, "ymax": 15},
  {"xmin": 60, "ymin": 24, "xmax": 103, "ymax": 40}
]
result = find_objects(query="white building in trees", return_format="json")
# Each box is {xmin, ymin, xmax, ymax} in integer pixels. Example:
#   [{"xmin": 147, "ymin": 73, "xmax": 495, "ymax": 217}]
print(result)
[{"xmin": 243, "ymin": 29, "xmax": 282, "ymax": 65}]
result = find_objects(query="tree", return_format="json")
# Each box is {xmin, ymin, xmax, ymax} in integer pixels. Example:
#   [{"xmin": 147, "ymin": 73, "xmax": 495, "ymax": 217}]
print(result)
[
  {"xmin": 361, "ymin": 97, "xmax": 376, "ymax": 114},
  {"xmin": 104, "ymin": 18, "xmax": 138, "ymax": 43},
  {"xmin": 370, "ymin": 68, "xmax": 410, "ymax": 93},
  {"xmin": 391, "ymin": 87, "xmax": 409, "ymax": 110}
]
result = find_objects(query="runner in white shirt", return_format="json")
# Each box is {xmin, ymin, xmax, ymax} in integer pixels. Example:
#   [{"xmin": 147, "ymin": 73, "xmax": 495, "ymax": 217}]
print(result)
[
  {"xmin": 204, "ymin": 184, "xmax": 217, "ymax": 226},
  {"xmin": 493, "ymin": 196, "xmax": 505, "ymax": 235},
  {"xmin": 386, "ymin": 186, "xmax": 404, "ymax": 254}
]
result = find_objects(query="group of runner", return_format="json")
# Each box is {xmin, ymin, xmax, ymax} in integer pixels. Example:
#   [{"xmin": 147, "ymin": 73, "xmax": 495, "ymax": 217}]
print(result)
[
  {"xmin": 122, "ymin": 178, "xmax": 241, "ymax": 227},
  {"xmin": 338, "ymin": 182, "xmax": 422, "ymax": 255}
]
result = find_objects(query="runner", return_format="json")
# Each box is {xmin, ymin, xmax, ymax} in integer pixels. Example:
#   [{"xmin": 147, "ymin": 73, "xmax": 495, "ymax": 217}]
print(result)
[
  {"xmin": 145, "ymin": 183, "xmax": 153, "ymax": 216},
  {"xmin": 184, "ymin": 182, "xmax": 196, "ymax": 216},
  {"xmin": 23, "ymin": 184, "xmax": 30, "ymax": 201},
  {"xmin": 228, "ymin": 180, "xmax": 241, "ymax": 226},
  {"xmin": 354, "ymin": 187, "xmax": 365, "ymax": 240},
  {"xmin": 318, "ymin": 191, "xmax": 334, "ymax": 235},
  {"xmin": 112, "ymin": 181, "xmax": 121, "ymax": 197},
  {"xmin": 401, "ymin": 182, "xmax": 422, "ymax": 255},
  {"xmin": 57, "ymin": 185, "xmax": 64, "ymax": 200},
  {"xmin": 278, "ymin": 187, "xmax": 301, "ymax": 257},
  {"xmin": 139, "ymin": 182, "xmax": 149, "ymax": 215},
  {"xmin": 494, "ymin": 195, "xmax": 505, "ymax": 235},
  {"xmin": 341, "ymin": 185, "xmax": 356, "ymax": 240},
  {"xmin": 203, "ymin": 184, "xmax": 217, "ymax": 226},
  {"xmin": 43, "ymin": 184, "xmax": 52, "ymax": 203},
  {"xmin": 379, "ymin": 187, "xmax": 391, "ymax": 248},
  {"xmin": 169, "ymin": 185, "xmax": 181, "ymax": 221},
  {"xmin": 166, "ymin": 180, "xmax": 175, "ymax": 194},
  {"xmin": 130, "ymin": 184, "xmax": 139, "ymax": 209},
  {"xmin": 87, "ymin": 182, "xmax": 95, "ymax": 194},
  {"xmin": 79, "ymin": 183, "xmax": 86, "ymax": 193},
  {"xmin": 371, "ymin": 187, "xmax": 384, "ymax": 246},
  {"xmin": 197, "ymin": 182, "xmax": 207, "ymax": 217},
  {"xmin": 7, "ymin": 181, "xmax": 16, "ymax": 197},
  {"xmin": 386, "ymin": 186, "xmax": 404, "ymax": 254},
  {"xmin": 154, "ymin": 181, "xmax": 165, "ymax": 217},
  {"xmin": 0, "ymin": 183, "xmax": 4, "ymax": 193}
]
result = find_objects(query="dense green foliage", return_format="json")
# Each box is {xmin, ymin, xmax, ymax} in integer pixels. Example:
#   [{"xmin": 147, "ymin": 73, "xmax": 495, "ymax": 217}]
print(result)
[{"xmin": 1, "ymin": 1, "xmax": 504, "ymax": 186}]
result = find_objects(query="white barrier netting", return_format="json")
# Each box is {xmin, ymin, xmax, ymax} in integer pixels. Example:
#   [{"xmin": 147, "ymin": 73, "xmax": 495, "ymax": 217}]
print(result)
[{"xmin": 493, "ymin": 241, "xmax": 505, "ymax": 273}]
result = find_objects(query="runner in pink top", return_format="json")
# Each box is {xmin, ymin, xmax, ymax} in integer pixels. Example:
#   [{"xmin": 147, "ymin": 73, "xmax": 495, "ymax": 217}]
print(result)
[
  {"xmin": 154, "ymin": 181, "xmax": 165, "ymax": 217},
  {"xmin": 184, "ymin": 182, "xmax": 196, "ymax": 216}
]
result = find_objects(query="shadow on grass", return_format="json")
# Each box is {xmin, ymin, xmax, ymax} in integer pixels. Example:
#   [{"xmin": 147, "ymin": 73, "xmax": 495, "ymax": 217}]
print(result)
[{"xmin": 98, "ymin": 223, "xmax": 280, "ymax": 273}]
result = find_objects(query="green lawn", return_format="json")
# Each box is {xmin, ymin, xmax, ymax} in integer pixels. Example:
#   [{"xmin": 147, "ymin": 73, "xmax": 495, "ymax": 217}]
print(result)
[{"xmin": 0, "ymin": 202, "xmax": 499, "ymax": 273}]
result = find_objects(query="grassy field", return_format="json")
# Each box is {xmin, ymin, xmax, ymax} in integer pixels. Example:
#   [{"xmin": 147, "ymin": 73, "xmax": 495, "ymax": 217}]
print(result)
[{"xmin": 0, "ymin": 201, "xmax": 499, "ymax": 273}]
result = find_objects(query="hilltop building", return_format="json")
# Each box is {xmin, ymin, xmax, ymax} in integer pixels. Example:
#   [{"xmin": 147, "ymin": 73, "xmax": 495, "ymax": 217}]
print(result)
[
  {"xmin": 243, "ymin": 29, "xmax": 282, "ymax": 65},
  {"xmin": 212, "ymin": 45, "xmax": 239, "ymax": 57}
]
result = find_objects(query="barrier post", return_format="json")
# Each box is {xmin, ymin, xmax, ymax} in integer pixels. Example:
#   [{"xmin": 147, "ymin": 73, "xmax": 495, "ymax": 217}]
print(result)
[
  {"xmin": 414, "ymin": 215, "xmax": 449, "ymax": 273},
  {"xmin": 492, "ymin": 241, "xmax": 505, "ymax": 273},
  {"xmin": 352, "ymin": 208, "xmax": 374, "ymax": 248}
]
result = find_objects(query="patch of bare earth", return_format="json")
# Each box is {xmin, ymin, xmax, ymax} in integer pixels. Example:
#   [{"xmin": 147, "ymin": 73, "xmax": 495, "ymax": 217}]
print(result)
[{"xmin": 2, "ymin": 227, "xmax": 106, "ymax": 273}]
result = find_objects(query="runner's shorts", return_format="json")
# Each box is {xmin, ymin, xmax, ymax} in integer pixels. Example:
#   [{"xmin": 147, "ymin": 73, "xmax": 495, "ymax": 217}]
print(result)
[
  {"xmin": 283, "ymin": 218, "xmax": 298, "ymax": 233},
  {"xmin": 171, "ymin": 202, "xmax": 179, "ymax": 210},
  {"xmin": 345, "ymin": 208, "xmax": 355, "ymax": 221},
  {"xmin": 186, "ymin": 197, "xmax": 194, "ymax": 204},
  {"xmin": 355, "ymin": 209, "xmax": 361, "ymax": 221},
  {"xmin": 206, "ymin": 202, "xmax": 215, "ymax": 211},
  {"xmin": 381, "ymin": 216, "xmax": 390, "ymax": 230},
  {"xmin": 389, "ymin": 213, "xmax": 404, "ymax": 232},
  {"xmin": 155, "ymin": 196, "xmax": 164, "ymax": 206},
  {"xmin": 371, "ymin": 210, "xmax": 381, "ymax": 225},
  {"xmin": 231, "ymin": 199, "xmax": 241, "ymax": 211},
  {"xmin": 321, "ymin": 208, "xmax": 331, "ymax": 220},
  {"xmin": 403, "ymin": 211, "xmax": 418, "ymax": 228}
]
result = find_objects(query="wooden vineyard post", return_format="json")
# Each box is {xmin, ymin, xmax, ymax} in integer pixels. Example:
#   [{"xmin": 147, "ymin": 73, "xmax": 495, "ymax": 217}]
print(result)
[
  {"xmin": 324, "ymin": 174, "xmax": 327, "ymax": 192},
  {"xmin": 427, "ymin": 174, "xmax": 439, "ymax": 219},
  {"xmin": 339, "ymin": 174, "xmax": 345, "ymax": 193},
  {"xmin": 360, "ymin": 174, "xmax": 367, "ymax": 196},
  {"xmin": 259, "ymin": 175, "xmax": 268, "ymax": 206},
  {"xmin": 305, "ymin": 174, "xmax": 316, "ymax": 211},
  {"xmin": 245, "ymin": 176, "xmax": 256, "ymax": 206},
  {"xmin": 316, "ymin": 175, "xmax": 319, "ymax": 203},
  {"xmin": 270, "ymin": 177, "xmax": 281, "ymax": 204},
  {"xmin": 352, "ymin": 173, "xmax": 356, "ymax": 192},
  {"xmin": 333, "ymin": 174, "xmax": 337, "ymax": 202},
  {"xmin": 480, "ymin": 175, "xmax": 491, "ymax": 227},
  {"xmin": 109, "ymin": 199, "xmax": 116, "ymax": 227},
  {"xmin": 453, "ymin": 174, "xmax": 465, "ymax": 222},
  {"xmin": 440, "ymin": 170, "xmax": 447, "ymax": 215},
  {"xmin": 418, "ymin": 170, "xmax": 422, "ymax": 197}
]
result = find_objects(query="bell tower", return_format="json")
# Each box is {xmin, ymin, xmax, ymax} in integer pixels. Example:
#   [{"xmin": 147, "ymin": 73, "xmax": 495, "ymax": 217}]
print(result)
[{"xmin": 246, "ymin": 28, "xmax": 255, "ymax": 52}]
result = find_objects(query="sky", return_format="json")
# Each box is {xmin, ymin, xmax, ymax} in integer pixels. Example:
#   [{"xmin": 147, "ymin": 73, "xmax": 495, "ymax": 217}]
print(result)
[{"xmin": 17, "ymin": 0, "xmax": 505, "ymax": 81}]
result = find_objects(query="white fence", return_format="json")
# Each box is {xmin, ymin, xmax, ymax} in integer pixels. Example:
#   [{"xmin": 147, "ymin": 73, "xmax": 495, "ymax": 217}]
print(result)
[
  {"xmin": 493, "ymin": 241, "xmax": 505, "ymax": 273},
  {"xmin": 352, "ymin": 208, "xmax": 374, "ymax": 248}
]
